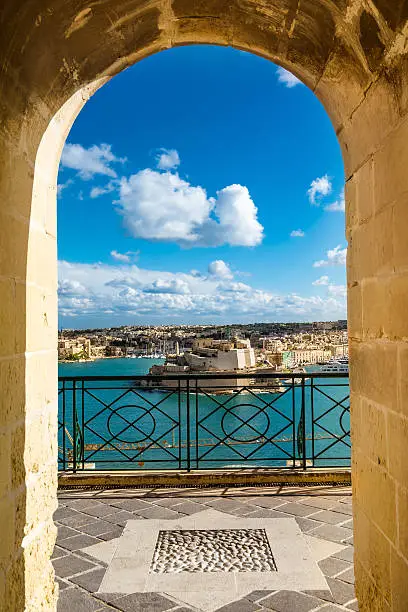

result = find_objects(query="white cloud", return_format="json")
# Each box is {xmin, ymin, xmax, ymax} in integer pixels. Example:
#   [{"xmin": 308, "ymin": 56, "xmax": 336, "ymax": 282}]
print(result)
[
  {"xmin": 313, "ymin": 245, "xmax": 347, "ymax": 268},
  {"xmin": 144, "ymin": 279, "xmax": 190, "ymax": 294},
  {"xmin": 308, "ymin": 175, "xmax": 332, "ymax": 205},
  {"xmin": 290, "ymin": 229, "xmax": 305, "ymax": 237},
  {"xmin": 312, "ymin": 275, "xmax": 330, "ymax": 286},
  {"xmin": 110, "ymin": 250, "xmax": 141, "ymax": 263},
  {"xmin": 90, "ymin": 180, "xmax": 119, "ymax": 199},
  {"xmin": 324, "ymin": 188, "xmax": 345, "ymax": 213},
  {"xmin": 57, "ymin": 179, "xmax": 73, "ymax": 197},
  {"xmin": 58, "ymin": 260, "xmax": 346, "ymax": 323},
  {"xmin": 208, "ymin": 260, "xmax": 233, "ymax": 279},
  {"xmin": 117, "ymin": 170, "xmax": 264, "ymax": 248},
  {"xmin": 276, "ymin": 67, "xmax": 302, "ymax": 89},
  {"xmin": 214, "ymin": 185, "xmax": 264, "ymax": 247},
  {"xmin": 328, "ymin": 284, "xmax": 347, "ymax": 298},
  {"xmin": 156, "ymin": 148, "xmax": 180, "ymax": 170},
  {"xmin": 60, "ymin": 143, "xmax": 126, "ymax": 180}
]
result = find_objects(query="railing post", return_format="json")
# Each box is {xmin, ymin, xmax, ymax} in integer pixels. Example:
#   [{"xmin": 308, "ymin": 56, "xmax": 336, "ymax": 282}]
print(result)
[
  {"xmin": 81, "ymin": 379, "xmax": 85, "ymax": 470},
  {"xmin": 301, "ymin": 377, "xmax": 306, "ymax": 470},
  {"xmin": 72, "ymin": 379, "xmax": 77, "ymax": 474},
  {"xmin": 62, "ymin": 379, "xmax": 66, "ymax": 471},
  {"xmin": 186, "ymin": 378, "xmax": 191, "ymax": 473}
]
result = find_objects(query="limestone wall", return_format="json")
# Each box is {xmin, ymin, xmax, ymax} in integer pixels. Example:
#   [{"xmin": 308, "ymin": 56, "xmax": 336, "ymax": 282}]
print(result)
[{"xmin": 0, "ymin": 0, "xmax": 408, "ymax": 609}]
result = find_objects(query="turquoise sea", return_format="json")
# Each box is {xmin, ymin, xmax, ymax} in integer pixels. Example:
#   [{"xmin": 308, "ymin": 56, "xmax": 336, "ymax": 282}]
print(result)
[{"xmin": 58, "ymin": 358, "xmax": 350, "ymax": 471}]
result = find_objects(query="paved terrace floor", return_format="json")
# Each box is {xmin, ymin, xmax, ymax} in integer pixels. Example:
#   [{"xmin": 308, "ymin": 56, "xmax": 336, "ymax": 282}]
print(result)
[{"xmin": 54, "ymin": 485, "xmax": 357, "ymax": 612}]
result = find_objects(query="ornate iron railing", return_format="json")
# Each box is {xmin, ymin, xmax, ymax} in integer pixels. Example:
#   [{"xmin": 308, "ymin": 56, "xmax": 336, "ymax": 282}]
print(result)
[{"xmin": 58, "ymin": 372, "xmax": 350, "ymax": 472}]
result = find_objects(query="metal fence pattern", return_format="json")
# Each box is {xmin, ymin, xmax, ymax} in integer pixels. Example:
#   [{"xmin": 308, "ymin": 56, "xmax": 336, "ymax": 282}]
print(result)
[{"xmin": 58, "ymin": 372, "xmax": 350, "ymax": 472}]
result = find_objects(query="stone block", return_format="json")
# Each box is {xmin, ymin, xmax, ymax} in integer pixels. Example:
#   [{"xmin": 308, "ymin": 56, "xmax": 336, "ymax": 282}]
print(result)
[
  {"xmin": 374, "ymin": 115, "xmax": 408, "ymax": 211},
  {"xmin": 353, "ymin": 448, "xmax": 396, "ymax": 544},
  {"xmin": 390, "ymin": 550, "xmax": 408, "ymax": 612},
  {"xmin": 387, "ymin": 411, "xmax": 408, "ymax": 486}
]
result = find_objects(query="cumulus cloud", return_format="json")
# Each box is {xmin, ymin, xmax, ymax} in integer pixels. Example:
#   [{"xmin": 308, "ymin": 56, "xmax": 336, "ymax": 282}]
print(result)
[
  {"xmin": 324, "ymin": 188, "xmax": 345, "ymax": 213},
  {"xmin": 313, "ymin": 245, "xmax": 347, "ymax": 268},
  {"xmin": 117, "ymin": 170, "xmax": 263, "ymax": 248},
  {"xmin": 312, "ymin": 275, "xmax": 330, "ymax": 286},
  {"xmin": 60, "ymin": 143, "xmax": 126, "ymax": 180},
  {"xmin": 276, "ymin": 67, "xmax": 302, "ymax": 89},
  {"xmin": 290, "ymin": 229, "xmax": 305, "ymax": 237},
  {"xmin": 156, "ymin": 148, "xmax": 180, "ymax": 170},
  {"xmin": 208, "ymin": 260, "xmax": 233, "ymax": 279},
  {"xmin": 144, "ymin": 279, "xmax": 190, "ymax": 295},
  {"xmin": 110, "ymin": 250, "xmax": 139, "ymax": 263},
  {"xmin": 58, "ymin": 260, "xmax": 346, "ymax": 323},
  {"xmin": 308, "ymin": 175, "xmax": 332, "ymax": 205}
]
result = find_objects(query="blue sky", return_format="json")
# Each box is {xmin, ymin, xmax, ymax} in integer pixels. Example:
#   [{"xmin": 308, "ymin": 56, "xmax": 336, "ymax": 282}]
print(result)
[{"xmin": 57, "ymin": 45, "xmax": 347, "ymax": 328}]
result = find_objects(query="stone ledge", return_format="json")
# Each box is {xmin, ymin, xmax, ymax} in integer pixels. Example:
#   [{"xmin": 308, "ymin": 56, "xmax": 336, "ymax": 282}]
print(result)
[{"xmin": 58, "ymin": 468, "xmax": 351, "ymax": 489}]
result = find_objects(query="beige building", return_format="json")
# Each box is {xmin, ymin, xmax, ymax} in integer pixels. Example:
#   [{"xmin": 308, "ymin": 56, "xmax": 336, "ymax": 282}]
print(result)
[
  {"xmin": 1, "ymin": 3, "xmax": 408, "ymax": 611},
  {"xmin": 290, "ymin": 349, "xmax": 332, "ymax": 366}
]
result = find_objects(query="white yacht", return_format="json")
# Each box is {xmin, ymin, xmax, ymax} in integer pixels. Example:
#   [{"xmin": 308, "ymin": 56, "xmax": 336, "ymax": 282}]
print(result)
[{"xmin": 321, "ymin": 358, "xmax": 349, "ymax": 374}]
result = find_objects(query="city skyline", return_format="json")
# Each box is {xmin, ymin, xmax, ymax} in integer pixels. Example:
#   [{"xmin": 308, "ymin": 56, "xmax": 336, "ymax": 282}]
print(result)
[{"xmin": 57, "ymin": 45, "xmax": 347, "ymax": 329}]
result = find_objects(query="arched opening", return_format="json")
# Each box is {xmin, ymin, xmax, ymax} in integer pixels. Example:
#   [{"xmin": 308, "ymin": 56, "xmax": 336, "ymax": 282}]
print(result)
[{"xmin": 1, "ymin": 2, "xmax": 408, "ymax": 610}]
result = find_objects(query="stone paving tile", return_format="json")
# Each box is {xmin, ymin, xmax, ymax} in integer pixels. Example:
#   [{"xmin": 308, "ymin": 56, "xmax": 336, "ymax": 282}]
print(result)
[
  {"xmin": 243, "ymin": 497, "xmax": 289, "ymax": 509},
  {"xmin": 261, "ymin": 590, "xmax": 322, "ymax": 612},
  {"xmin": 58, "ymin": 534, "xmax": 102, "ymax": 552},
  {"xmin": 295, "ymin": 517, "xmax": 324, "ymax": 533},
  {"xmin": 318, "ymin": 557, "xmax": 351, "ymax": 578},
  {"xmin": 113, "ymin": 592, "xmax": 175, "ymax": 611},
  {"xmin": 303, "ymin": 590, "xmax": 334, "ymax": 602},
  {"xmin": 205, "ymin": 498, "xmax": 248, "ymax": 512},
  {"xmin": 58, "ymin": 513, "xmax": 100, "ymax": 528},
  {"xmin": 170, "ymin": 500, "xmax": 207, "ymax": 515},
  {"xmin": 337, "ymin": 567, "xmax": 355, "ymax": 585},
  {"xmin": 56, "ymin": 525, "xmax": 80, "ymax": 541},
  {"xmin": 228, "ymin": 505, "xmax": 261, "ymax": 517},
  {"xmin": 80, "ymin": 520, "xmax": 117, "ymax": 537},
  {"xmin": 103, "ymin": 510, "xmax": 139, "ymax": 526},
  {"xmin": 318, "ymin": 606, "xmax": 349, "ymax": 611},
  {"xmin": 52, "ymin": 545, "xmax": 70, "ymax": 559},
  {"xmin": 311, "ymin": 511, "xmax": 351, "ymax": 526},
  {"xmin": 244, "ymin": 508, "xmax": 289, "ymax": 519},
  {"xmin": 82, "ymin": 503, "xmax": 122, "ymax": 518},
  {"xmin": 330, "ymin": 504, "xmax": 353, "ymax": 516},
  {"xmin": 300, "ymin": 497, "xmax": 337, "ymax": 511},
  {"xmin": 345, "ymin": 600, "xmax": 359, "ymax": 611},
  {"xmin": 57, "ymin": 587, "xmax": 101, "ymax": 611},
  {"xmin": 216, "ymin": 599, "xmax": 261, "ymax": 611},
  {"xmin": 310, "ymin": 524, "xmax": 352, "ymax": 544},
  {"xmin": 147, "ymin": 497, "xmax": 191, "ymax": 508},
  {"xmin": 326, "ymin": 578, "xmax": 356, "ymax": 606},
  {"xmin": 56, "ymin": 578, "xmax": 71, "ymax": 591},
  {"xmin": 341, "ymin": 519, "xmax": 353, "ymax": 530},
  {"xmin": 99, "ymin": 526, "xmax": 124, "ymax": 541},
  {"xmin": 70, "ymin": 568, "xmax": 106, "ymax": 592},
  {"xmin": 333, "ymin": 547, "xmax": 354, "ymax": 563},
  {"xmin": 54, "ymin": 506, "xmax": 79, "ymax": 521},
  {"xmin": 274, "ymin": 502, "xmax": 315, "ymax": 517},
  {"xmin": 108, "ymin": 498, "xmax": 153, "ymax": 512},
  {"xmin": 244, "ymin": 591, "xmax": 274, "ymax": 603},
  {"xmin": 134, "ymin": 505, "xmax": 184, "ymax": 519},
  {"xmin": 63, "ymin": 498, "xmax": 102, "ymax": 510},
  {"xmin": 53, "ymin": 554, "xmax": 98, "ymax": 578},
  {"xmin": 93, "ymin": 593, "xmax": 124, "ymax": 604}
]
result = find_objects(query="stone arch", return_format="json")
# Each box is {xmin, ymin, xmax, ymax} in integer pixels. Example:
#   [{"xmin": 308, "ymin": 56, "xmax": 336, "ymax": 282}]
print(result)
[{"xmin": 1, "ymin": 1, "xmax": 408, "ymax": 610}]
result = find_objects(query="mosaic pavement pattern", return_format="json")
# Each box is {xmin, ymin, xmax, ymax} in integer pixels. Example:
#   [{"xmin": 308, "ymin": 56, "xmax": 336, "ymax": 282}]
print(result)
[
  {"xmin": 54, "ymin": 485, "xmax": 357, "ymax": 612},
  {"xmin": 151, "ymin": 529, "xmax": 277, "ymax": 574}
]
